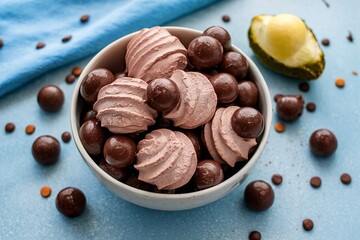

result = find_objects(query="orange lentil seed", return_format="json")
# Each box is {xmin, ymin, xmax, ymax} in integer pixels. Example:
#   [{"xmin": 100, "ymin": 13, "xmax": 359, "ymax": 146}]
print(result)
[
  {"xmin": 72, "ymin": 66, "xmax": 83, "ymax": 76},
  {"xmin": 40, "ymin": 186, "xmax": 52, "ymax": 198},
  {"xmin": 25, "ymin": 124, "xmax": 36, "ymax": 135},
  {"xmin": 274, "ymin": 122, "xmax": 286, "ymax": 133},
  {"xmin": 335, "ymin": 78, "xmax": 345, "ymax": 88}
]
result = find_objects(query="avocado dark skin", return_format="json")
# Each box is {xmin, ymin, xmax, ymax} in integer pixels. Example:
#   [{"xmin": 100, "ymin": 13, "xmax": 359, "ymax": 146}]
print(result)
[{"xmin": 248, "ymin": 15, "xmax": 325, "ymax": 80}]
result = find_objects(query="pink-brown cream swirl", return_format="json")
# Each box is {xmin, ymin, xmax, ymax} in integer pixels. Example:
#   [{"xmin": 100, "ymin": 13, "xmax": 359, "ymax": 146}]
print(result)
[
  {"xmin": 126, "ymin": 26, "xmax": 187, "ymax": 82},
  {"xmin": 134, "ymin": 128, "xmax": 197, "ymax": 190},
  {"xmin": 203, "ymin": 106, "xmax": 257, "ymax": 167},
  {"xmin": 93, "ymin": 77, "xmax": 157, "ymax": 134},
  {"xmin": 163, "ymin": 70, "xmax": 217, "ymax": 129}
]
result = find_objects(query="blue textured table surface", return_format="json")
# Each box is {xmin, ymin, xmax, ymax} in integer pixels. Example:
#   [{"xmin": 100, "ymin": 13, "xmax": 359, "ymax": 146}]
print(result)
[{"xmin": 1, "ymin": 0, "xmax": 359, "ymax": 239}]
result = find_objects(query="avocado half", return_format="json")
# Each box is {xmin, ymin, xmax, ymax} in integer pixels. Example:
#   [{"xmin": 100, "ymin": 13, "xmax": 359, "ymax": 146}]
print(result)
[{"xmin": 249, "ymin": 14, "xmax": 325, "ymax": 80}]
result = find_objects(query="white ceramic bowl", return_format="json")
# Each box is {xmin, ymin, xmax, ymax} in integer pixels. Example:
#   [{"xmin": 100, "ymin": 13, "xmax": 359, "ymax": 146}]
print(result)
[{"xmin": 70, "ymin": 26, "xmax": 272, "ymax": 211}]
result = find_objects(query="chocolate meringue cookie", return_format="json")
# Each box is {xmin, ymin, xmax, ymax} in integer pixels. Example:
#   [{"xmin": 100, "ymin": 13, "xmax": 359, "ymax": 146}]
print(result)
[
  {"xmin": 163, "ymin": 70, "xmax": 217, "ymax": 129},
  {"xmin": 126, "ymin": 26, "xmax": 187, "ymax": 82},
  {"xmin": 93, "ymin": 77, "xmax": 157, "ymax": 134},
  {"xmin": 204, "ymin": 106, "xmax": 257, "ymax": 167},
  {"xmin": 135, "ymin": 129, "xmax": 197, "ymax": 190}
]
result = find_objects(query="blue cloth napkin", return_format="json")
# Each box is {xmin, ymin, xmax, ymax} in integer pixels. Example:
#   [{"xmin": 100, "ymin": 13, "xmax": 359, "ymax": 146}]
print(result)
[{"xmin": 0, "ymin": 0, "xmax": 218, "ymax": 97}]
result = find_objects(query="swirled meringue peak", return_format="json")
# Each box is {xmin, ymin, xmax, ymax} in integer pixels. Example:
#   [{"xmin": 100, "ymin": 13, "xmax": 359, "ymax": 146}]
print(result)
[
  {"xmin": 126, "ymin": 26, "xmax": 188, "ymax": 82},
  {"xmin": 203, "ymin": 106, "xmax": 257, "ymax": 167},
  {"xmin": 135, "ymin": 128, "xmax": 197, "ymax": 190},
  {"xmin": 163, "ymin": 70, "xmax": 217, "ymax": 129},
  {"xmin": 93, "ymin": 77, "xmax": 157, "ymax": 134}
]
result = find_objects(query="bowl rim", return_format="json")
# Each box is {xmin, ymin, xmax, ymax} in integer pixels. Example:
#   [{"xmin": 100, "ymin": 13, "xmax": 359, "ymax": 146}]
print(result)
[{"xmin": 70, "ymin": 26, "xmax": 272, "ymax": 201}]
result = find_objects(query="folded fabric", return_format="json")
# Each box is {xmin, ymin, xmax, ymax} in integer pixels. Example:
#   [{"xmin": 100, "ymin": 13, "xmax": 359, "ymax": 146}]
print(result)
[{"xmin": 0, "ymin": 0, "xmax": 218, "ymax": 98}]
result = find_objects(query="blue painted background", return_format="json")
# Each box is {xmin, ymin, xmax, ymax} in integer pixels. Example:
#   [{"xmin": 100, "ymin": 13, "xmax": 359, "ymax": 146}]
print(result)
[{"xmin": 1, "ymin": 0, "xmax": 359, "ymax": 239}]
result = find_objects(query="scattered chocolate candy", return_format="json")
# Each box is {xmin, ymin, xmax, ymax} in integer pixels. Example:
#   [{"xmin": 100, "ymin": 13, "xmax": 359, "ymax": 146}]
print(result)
[
  {"xmin": 146, "ymin": 78, "xmax": 180, "ymax": 112},
  {"xmin": 347, "ymin": 31, "xmax": 353, "ymax": 42},
  {"xmin": 99, "ymin": 159, "xmax": 130, "ymax": 182},
  {"xmin": 61, "ymin": 131, "xmax": 71, "ymax": 143},
  {"xmin": 187, "ymin": 36, "xmax": 223, "ymax": 69},
  {"xmin": 36, "ymin": 42, "xmax": 46, "ymax": 49},
  {"xmin": 231, "ymin": 107, "xmax": 264, "ymax": 138},
  {"xmin": 310, "ymin": 176, "xmax": 321, "ymax": 188},
  {"xmin": 65, "ymin": 74, "xmax": 76, "ymax": 84},
  {"xmin": 276, "ymin": 95, "xmax": 304, "ymax": 121},
  {"xmin": 298, "ymin": 82, "xmax": 310, "ymax": 92},
  {"xmin": 210, "ymin": 73, "xmax": 238, "ymax": 103},
  {"xmin": 238, "ymin": 81, "xmax": 259, "ymax": 107},
  {"xmin": 80, "ymin": 68, "xmax": 115, "ymax": 104},
  {"xmin": 194, "ymin": 160, "xmax": 224, "ymax": 190},
  {"xmin": 303, "ymin": 219, "xmax": 314, "ymax": 231},
  {"xmin": 321, "ymin": 38, "xmax": 330, "ymax": 46},
  {"xmin": 79, "ymin": 119, "xmax": 107, "ymax": 156},
  {"xmin": 5, "ymin": 122, "xmax": 15, "ymax": 133},
  {"xmin": 222, "ymin": 15, "xmax": 230, "ymax": 22},
  {"xmin": 37, "ymin": 85, "xmax": 64, "ymax": 112},
  {"xmin": 62, "ymin": 35, "xmax": 72, "ymax": 43},
  {"xmin": 25, "ymin": 124, "xmax": 36, "ymax": 135},
  {"xmin": 0, "ymin": 38, "xmax": 4, "ymax": 48},
  {"xmin": 203, "ymin": 26, "xmax": 231, "ymax": 51},
  {"xmin": 271, "ymin": 174, "xmax": 283, "ymax": 185},
  {"xmin": 220, "ymin": 51, "xmax": 248, "ymax": 79},
  {"xmin": 80, "ymin": 14, "xmax": 90, "ymax": 23},
  {"xmin": 249, "ymin": 231, "xmax": 261, "ymax": 240},
  {"xmin": 56, "ymin": 187, "xmax": 86, "ymax": 218},
  {"xmin": 340, "ymin": 173, "xmax": 351, "ymax": 185},
  {"xmin": 244, "ymin": 180, "xmax": 274, "ymax": 212},
  {"xmin": 32, "ymin": 135, "xmax": 61, "ymax": 165},
  {"xmin": 309, "ymin": 129, "xmax": 337, "ymax": 157},
  {"xmin": 182, "ymin": 130, "xmax": 202, "ymax": 159},
  {"xmin": 306, "ymin": 102, "xmax": 316, "ymax": 112},
  {"xmin": 103, "ymin": 135, "xmax": 136, "ymax": 168}
]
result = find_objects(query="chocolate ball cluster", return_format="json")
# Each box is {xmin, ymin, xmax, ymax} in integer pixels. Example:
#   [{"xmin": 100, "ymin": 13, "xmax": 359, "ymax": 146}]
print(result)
[
  {"xmin": 274, "ymin": 93, "xmax": 337, "ymax": 157},
  {"xmin": 77, "ymin": 26, "xmax": 265, "ymax": 194}
]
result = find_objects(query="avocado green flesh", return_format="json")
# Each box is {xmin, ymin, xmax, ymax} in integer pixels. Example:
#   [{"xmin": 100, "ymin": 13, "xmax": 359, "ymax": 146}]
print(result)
[{"xmin": 249, "ymin": 15, "xmax": 325, "ymax": 80}]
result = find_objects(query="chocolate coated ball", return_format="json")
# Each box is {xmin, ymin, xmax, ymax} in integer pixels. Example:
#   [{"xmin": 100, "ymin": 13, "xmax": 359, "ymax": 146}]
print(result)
[
  {"xmin": 231, "ymin": 107, "xmax": 264, "ymax": 138},
  {"xmin": 147, "ymin": 78, "xmax": 180, "ymax": 113},
  {"xmin": 220, "ymin": 51, "xmax": 248, "ymax": 79},
  {"xmin": 99, "ymin": 159, "xmax": 130, "ymax": 181},
  {"xmin": 194, "ymin": 160, "xmax": 224, "ymax": 190},
  {"xmin": 203, "ymin": 26, "xmax": 231, "ymax": 51},
  {"xmin": 188, "ymin": 36, "xmax": 223, "ymax": 70},
  {"xmin": 276, "ymin": 95, "xmax": 304, "ymax": 121},
  {"xmin": 210, "ymin": 73, "xmax": 238, "ymax": 103},
  {"xmin": 32, "ymin": 135, "xmax": 61, "ymax": 165},
  {"xmin": 56, "ymin": 187, "xmax": 86, "ymax": 218},
  {"xmin": 80, "ymin": 68, "xmax": 115, "ymax": 104},
  {"xmin": 37, "ymin": 85, "xmax": 64, "ymax": 112},
  {"xmin": 81, "ymin": 109, "xmax": 97, "ymax": 124},
  {"xmin": 182, "ymin": 130, "xmax": 202, "ymax": 159},
  {"xmin": 309, "ymin": 129, "xmax": 337, "ymax": 157},
  {"xmin": 79, "ymin": 119, "xmax": 107, "ymax": 156},
  {"xmin": 238, "ymin": 81, "xmax": 259, "ymax": 107},
  {"xmin": 103, "ymin": 135, "xmax": 136, "ymax": 168},
  {"xmin": 244, "ymin": 180, "xmax": 274, "ymax": 211}
]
